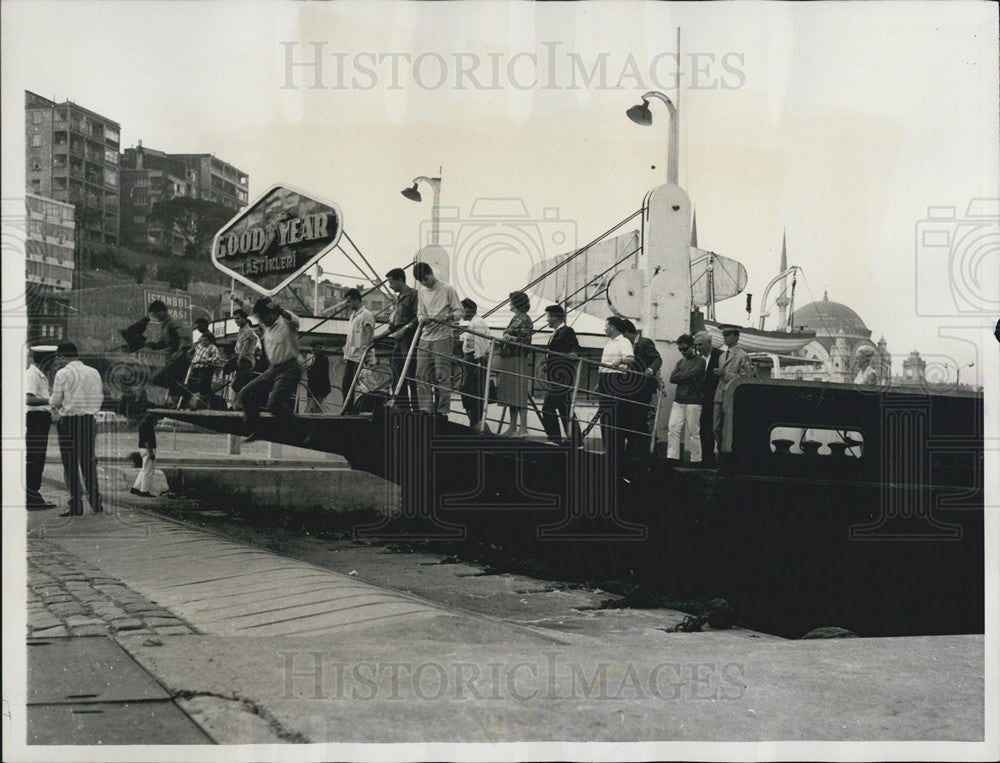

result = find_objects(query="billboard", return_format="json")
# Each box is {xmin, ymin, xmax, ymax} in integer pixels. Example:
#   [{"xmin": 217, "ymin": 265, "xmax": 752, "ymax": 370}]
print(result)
[
  {"xmin": 211, "ymin": 184, "xmax": 343, "ymax": 296},
  {"xmin": 143, "ymin": 288, "xmax": 191, "ymax": 323}
]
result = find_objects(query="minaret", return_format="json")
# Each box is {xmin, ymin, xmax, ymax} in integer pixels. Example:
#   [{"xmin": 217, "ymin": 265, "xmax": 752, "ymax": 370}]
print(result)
[{"xmin": 775, "ymin": 229, "xmax": 790, "ymax": 330}]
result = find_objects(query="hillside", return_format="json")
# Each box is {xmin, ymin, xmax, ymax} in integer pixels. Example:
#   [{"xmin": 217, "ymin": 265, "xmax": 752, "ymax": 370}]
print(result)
[{"xmin": 77, "ymin": 244, "xmax": 230, "ymax": 291}]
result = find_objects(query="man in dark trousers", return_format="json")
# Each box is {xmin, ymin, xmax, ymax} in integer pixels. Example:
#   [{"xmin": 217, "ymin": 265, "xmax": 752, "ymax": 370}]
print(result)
[
  {"xmin": 621, "ymin": 320, "xmax": 663, "ymax": 457},
  {"xmin": 540, "ymin": 305, "xmax": 582, "ymax": 444},
  {"xmin": 50, "ymin": 342, "xmax": 105, "ymax": 516},
  {"xmin": 694, "ymin": 330, "xmax": 722, "ymax": 467},
  {"xmin": 307, "ymin": 341, "xmax": 332, "ymax": 412},
  {"xmin": 385, "ymin": 267, "xmax": 419, "ymax": 408},
  {"xmin": 145, "ymin": 300, "xmax": 192, "ymax": 406},
  {"xmin": 25, "ymin": 346, "xmax": 56, "ymax": 509}
]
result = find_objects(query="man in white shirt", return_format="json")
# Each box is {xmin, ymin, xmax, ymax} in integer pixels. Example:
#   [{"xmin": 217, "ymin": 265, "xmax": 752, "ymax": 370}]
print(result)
[
  {"xmin": 459, "ymin": 298, "xmax": 491, "ymax": 429},
  {"xmin": 49, "ymin": 342, "xmax": 105, "ymax": 516},
  {"xmin": 25, "ymin": 346, "xmax": 56, "ymax": 509},
  {"xmin": 414, "ymin": 262, "xmax": 463, "ymax": 419},
  {"xmin": 237, "ymin": 298, "xmax": 302, "ymax": 442},
  {"xmin": 341, "ymin": 288, "xmax": 374, "ymax": 414}
]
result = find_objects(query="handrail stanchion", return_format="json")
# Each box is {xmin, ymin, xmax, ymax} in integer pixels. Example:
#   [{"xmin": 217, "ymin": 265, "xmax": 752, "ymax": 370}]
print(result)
[
  {"xmin": 481, "ymin": 337, "xmax": 496, "ymax": 432},
  {"xmin": 343, "ymin": 343, "xmax": 375, "ymax": 414},
  {"xmin": 649, "ymin": 386, "xmax": 664, "ymax": 454},
  {"xmin": 568, "ymin": 358, "xmax": 584, "ymax": 442},
  {"xmin": 388, "ymin": 324, "xmax": 423, "ymax": 407}
]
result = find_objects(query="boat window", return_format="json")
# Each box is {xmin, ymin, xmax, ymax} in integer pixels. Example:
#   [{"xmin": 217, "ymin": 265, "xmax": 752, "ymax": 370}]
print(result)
[{"xmin": 769, "ymin": 427, "xmax": 864, "ymax": 458}]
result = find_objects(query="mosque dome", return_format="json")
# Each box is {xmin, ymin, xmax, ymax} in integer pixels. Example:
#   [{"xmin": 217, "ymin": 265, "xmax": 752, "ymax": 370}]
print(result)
[{"xmin": 792, "ymin": 291, "xmax": 872, "ymax": 347}]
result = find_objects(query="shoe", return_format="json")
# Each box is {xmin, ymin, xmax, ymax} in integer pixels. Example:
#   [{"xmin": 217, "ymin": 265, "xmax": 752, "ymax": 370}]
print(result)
[
  {"xmin": 27, "ymin": 496, "xmax": 56, "ymax": 510},
  {"xmin": 58, "ymin": 507, "xmax": 83, "ymax": 517},
  {"xmin": 130, "ymin": 488, "xmax": 154, "ymax": 497}
]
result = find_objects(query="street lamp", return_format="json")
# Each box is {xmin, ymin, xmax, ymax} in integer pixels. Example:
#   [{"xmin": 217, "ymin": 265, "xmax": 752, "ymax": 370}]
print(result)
[
  {"xmin": 401, "ymin": 176, "xmax": 442, "ymax": 245},
  {"xmin": 956, "ymin": 361, "xmax": 974, "ymax": 387},
  {"xmin": 626, "ymin": 91, "xmax": 679, "ymax": 185}
]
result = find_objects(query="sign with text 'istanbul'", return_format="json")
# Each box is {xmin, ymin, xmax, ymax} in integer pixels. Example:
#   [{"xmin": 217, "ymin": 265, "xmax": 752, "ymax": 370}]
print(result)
[{"xmin": 211, "ymin": 184, "xmax": 343, "ymax": 296}]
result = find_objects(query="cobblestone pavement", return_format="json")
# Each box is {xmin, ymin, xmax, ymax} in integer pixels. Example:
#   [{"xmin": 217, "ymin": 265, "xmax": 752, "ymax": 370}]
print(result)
[{"xmin": 27, "ymin": 538, "xmax": 198, "ymax": 639}]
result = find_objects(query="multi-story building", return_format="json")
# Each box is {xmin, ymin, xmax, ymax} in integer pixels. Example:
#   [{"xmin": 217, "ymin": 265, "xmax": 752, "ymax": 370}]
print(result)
[
  {"xmin": 121, "ymin": 143, "xmax": 200, "ymax": 255},
  {"xmin": 25, "ymin": 193, "xmax": 75, "ymax": 343},
  {"xmin": 171, "ymin": 153, "xmax": 249, "ymax": 211},
  {"xmin": 25, "ymin": 91, "xmax": 121, "ymax": 253}
]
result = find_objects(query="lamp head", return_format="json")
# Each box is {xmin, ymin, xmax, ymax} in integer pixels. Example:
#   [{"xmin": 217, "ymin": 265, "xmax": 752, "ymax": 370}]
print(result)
[
  {"xmin": 626, "ymin": 99, "xmax": 653, "ymax": 126},
  {"xmin": 401, "ymin": 183, "xmax": 422, "ymax": 202}
]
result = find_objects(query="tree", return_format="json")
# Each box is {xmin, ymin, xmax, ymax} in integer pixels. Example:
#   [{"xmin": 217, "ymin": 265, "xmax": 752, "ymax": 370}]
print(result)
[
  {"xmin": 158, "ymin": 260, "xmax": 191, "ymax": 290},
  {"xmin": 147, "ymin": 197, "xmax": 233, "ymax": 259}
]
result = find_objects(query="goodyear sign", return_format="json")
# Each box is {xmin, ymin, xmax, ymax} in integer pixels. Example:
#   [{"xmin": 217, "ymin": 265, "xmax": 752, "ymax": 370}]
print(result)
[{"xmin": 212, "ymin": 184, "xmax": 343, "ymax": 296}]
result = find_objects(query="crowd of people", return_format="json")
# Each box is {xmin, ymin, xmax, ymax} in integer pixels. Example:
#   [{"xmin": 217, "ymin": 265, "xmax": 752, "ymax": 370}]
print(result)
[{"xmin": 28, "ymin": 270, "xmax": 870, "ymax": 516}]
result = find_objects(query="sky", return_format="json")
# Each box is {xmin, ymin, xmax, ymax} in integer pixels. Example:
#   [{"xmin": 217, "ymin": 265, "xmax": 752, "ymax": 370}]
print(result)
[{"xmin": 2, "ymin": 0, "xmax": 997, "ymax": 386}]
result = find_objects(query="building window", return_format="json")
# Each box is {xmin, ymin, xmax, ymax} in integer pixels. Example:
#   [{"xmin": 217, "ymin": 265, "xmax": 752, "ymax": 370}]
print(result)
[
  {"xmin": 32, "ymin": 111, "xmax": 43, "ymax": 125},
  {"xmin": 31, "ymin": 179, "xmax": 42, "ymax": 194},
  {"xmin": 31, "ymin": 135, "xmax": 42, "ymax": 147}
]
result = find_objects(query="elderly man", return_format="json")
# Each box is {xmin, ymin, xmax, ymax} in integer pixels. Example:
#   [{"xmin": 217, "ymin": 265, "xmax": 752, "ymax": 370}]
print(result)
[
  {"xmin": 854, "ymin": 345, "xmax": 880, "ymax": 386},
  {"xmin": 50, "ymin": 342, "xmax": 105, "ymax": 516},
  {"xmin": 694, "ymin": 330, "xmax": 723, "ymax": 467},
  {"xmin": 712, "ymin": 325, "xmax": 754, "ymax": 463}
]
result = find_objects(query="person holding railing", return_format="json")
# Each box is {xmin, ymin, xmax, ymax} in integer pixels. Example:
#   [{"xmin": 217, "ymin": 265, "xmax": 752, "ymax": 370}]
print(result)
[
  {"xmin": 540, "ymin": 304, "xmax": 581, "ymax": 444},
  {"xmin": 341, "ymin": 288, "xmax": 374, "ymax": 415},
  {"xmin": 621, "ymin": 319, "xmax": 662, "ymax": 457},
  {"xmin": 459, "ymin": 298, "xmax": 491, "ymax": 430},
  {"xmin": 237, "ymin": 298, "xmax": 302, "ymax": 442},
  {"xmin": 187, "ymin": 331, "xmax": 222, "ymax": 409},
  {"xmin": 385, "ymin": 267, "xmax": 419, "ymax": 409},
  {"xmin": 230, "ymin": 308, "xmax": 259, "ymax": 395},
  {"xmin": 414, "ymin": 262, "xmax": 463, "ymax": 421},
  {"xmin": 496, "ymin": 291, "xmax": 534, "ymax": 437},
  {"xmin": 597, "ymin": 316, "xmax": 635, "ymax": 458}
]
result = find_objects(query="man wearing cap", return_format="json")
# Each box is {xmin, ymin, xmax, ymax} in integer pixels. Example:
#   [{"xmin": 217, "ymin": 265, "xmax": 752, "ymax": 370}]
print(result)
[
  {"xmin": 854, "ymin": 345, "xmax": 880, "ymax": 386},
  {"xmin": 713, "ymin": 325, "xmax": 754, "ymax": 461},
  {"xmin": 694, "ymin": 330, "xmax": 722, "ymax": 467},
  {"xmin": 49, "ymin": 342, "xmax": 105, "ymax": 516},
  {"xmin": 414, "ymin": 262, "xmax": 463, "ymax": 419},
  {"xmin": 540, "ymin": 305, "xmax": 581, "ymax": 444},
  {"xmin": 230, "ymin": 308, "xmax": 259, "ymax": 395},
  {"xmin": 621, "ymin": 320, "xmax": 662, "ymax": 457},
  {"xmin": 25, "ymin": 346, "xmax": 56, "ymax": 509},
  {"xmin": 667, "ymin": 334, "xmax": 705, "ymax": 465}
]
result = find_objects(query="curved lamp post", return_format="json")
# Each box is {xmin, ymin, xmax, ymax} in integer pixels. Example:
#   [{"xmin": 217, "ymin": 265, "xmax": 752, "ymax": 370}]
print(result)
[
  {"xmin": 626, "ymin": 91, "xmax": 679, "ymax": 185},
  {"xmin": 401, "ymin": 176, "xmax": 442, "ymax": 245}
]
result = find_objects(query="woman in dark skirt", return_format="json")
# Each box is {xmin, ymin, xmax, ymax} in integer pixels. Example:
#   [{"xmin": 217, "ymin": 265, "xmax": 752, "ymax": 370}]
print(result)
[{"xmin": 496, "ymin": 291, "xmax": 533, "ymax": 436}]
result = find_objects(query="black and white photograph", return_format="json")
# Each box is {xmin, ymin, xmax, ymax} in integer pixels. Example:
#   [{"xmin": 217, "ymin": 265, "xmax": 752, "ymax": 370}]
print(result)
[{"xmin": 3, "ymin": 1, "xmax": 997, "ymax": 760}]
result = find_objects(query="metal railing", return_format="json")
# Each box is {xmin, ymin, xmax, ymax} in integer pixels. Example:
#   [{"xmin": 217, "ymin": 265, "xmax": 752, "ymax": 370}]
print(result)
[{"xmin": 385, "ymin": 318, "xmax": 665, "ymax": 456}]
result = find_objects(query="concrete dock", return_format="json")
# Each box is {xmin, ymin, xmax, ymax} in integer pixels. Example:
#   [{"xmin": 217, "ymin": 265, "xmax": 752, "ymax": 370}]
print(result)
[{"xmin": 8, "ymin": 439, "xmax": 990, "ymax": 755}]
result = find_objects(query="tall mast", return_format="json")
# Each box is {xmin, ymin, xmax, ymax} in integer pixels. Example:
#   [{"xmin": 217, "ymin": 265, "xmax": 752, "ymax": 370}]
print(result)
[{"xmin": 775, "ymin": 229, "xmax": 790, "ymax": 330}]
